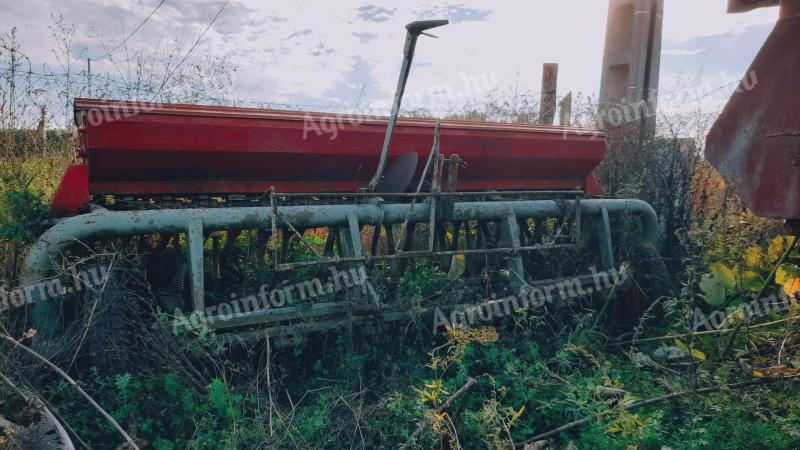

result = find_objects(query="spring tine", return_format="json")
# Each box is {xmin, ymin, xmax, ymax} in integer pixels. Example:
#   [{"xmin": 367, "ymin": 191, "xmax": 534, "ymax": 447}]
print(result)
[
  {"xmin": 137, "ymin": 235, "xmax": 149, "ymax": 253},
  {"xmin": 404, "ymin": 223, "xmax": 416, "ymax": 252},
  {"xmin": 211, "ymin": 233, "xmax": 221, "ymax": 284},
  {"xmin": 517, "ymin": 218, "xmax": 532, "ymax": 270},
  {"xmin": 385, "ymin": 225, "xmax": 396, "ymax": 254},
  {"xmin": 532, "ymin": 218, "xmax": 545, "ymax": 245},
  {"xmin": 439, "ymin": 221, "xmax": 461, "ymax": 272},
  {"xmin": 522, "ymin": 218, "xmax": 534, "ymax": 243},
  {"xmin": 477, "ymin": 221, "xmax": 490, "ymax": 249},
  {"xmin": 256, "ymin": 229, "xmax": 269, "ymax": 283},
  {"xmin": 334, "ymin": 226, "xmax": 343, "ymax": 256},
  {"xmin": 464, "ymin": 221, "xmax": 476, "ymax": 276},
  {"xmin": 492, "ymin": 221, "xmax": 502, "ymax": 246},
  {"xmin": 575, "ymin": 195, "xmax": 582, "ymax": 244},
  {"xmin": 269, "ymin": 188, "xmax": 279, "ymax": 270},
  {"xmin": 280, "ymin": 230, "xmax": 292, "ymax": 263},
  {"xmin": 450, "ymin": 221, "xmax": 462, "ymax": 252},
  {"xmin": 220, "ymin": 231, "xmax": 240, "ymax": 261},
  {"xmin": 369, "ymin": 225, "xmax": 381, "ymax": 262},
  {"xmin": 149, "ymin": 234, "xmax": 172, "ymax": 261},
  {"xmin": 391, "ymin": 223, "xmax": 415, "ymax": 279},
  {"xmin": 436, "ymin": 224, "xmax": 448, "ymax": 269},
  {"xmin": 324, "ymin": 227, "xmax": 338, "ymax": 256}
]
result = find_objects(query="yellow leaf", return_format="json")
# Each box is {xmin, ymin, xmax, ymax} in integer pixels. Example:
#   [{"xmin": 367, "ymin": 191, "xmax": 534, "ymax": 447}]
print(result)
[
  {"xmin": 511, "ymin": 405, "xmax": 526, "ymax": 421},
  {"xmin": 769, "ymin": 236, "xmax": 797, "ymax": 262},
  {"xmin": 721, "ymin": 308, "xmax": 747, "ymax": 328},
  {"xmin": 447, "ymin": 254, "xmax": 466, "ymax": 279},
  {"xmin": 421, "ymin": 389, "xmax": 438, "ymax": 403},
  {"xmin": 691, "ymin": 349, "xmax": 706, "ymax": 361},
  {"xmin": 784, "ymin": 281, "xmax": 800, "ymax": 298},
  {"xmin": 745, "ymin": 247, "xmax": 766, "ymax": 269},
  {"xmin": 434, "ymin": 411, "xmax": 447, "ymax": 421},
  {"xmin": 752, "ymin": 370, "xmax": 765, "ymax": 378},
  {"xmin": 769, "ymin": 237, "xmax": 786, "ymax": 262},
  {"xmin": 424, "ymin": 379, "xmax": 443, "ymax": 390},
  {"xmin": 776, "ymin": 264, "xmax": 798, "ymax": 285},
  {"xmin": 776, "ymin": 264, "xmax": 800, "ymax": 297},
  {"xmin": 741, "ymin": 270, "xmax": 762, "ymax": 291},
  {"xmin": 674, "ymin": 339, "xmax": 689, "ymax": 354},
  {"xmin": 709, "ymin": 263, "xmax": 736, "ymax": 289}
]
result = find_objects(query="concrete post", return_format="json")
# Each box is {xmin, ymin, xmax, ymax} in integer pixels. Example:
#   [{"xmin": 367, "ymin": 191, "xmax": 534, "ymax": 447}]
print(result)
[
  {"xmin": 559, "ymin": 92, "xmax": 573, "ymax": 127},
  {"xmin": 539, "ymin": 63, "xmax": 558, "ymax": 125},
  {"xmin": 598, "ymin": 0, "xmax": 663, "ymax": 138}
]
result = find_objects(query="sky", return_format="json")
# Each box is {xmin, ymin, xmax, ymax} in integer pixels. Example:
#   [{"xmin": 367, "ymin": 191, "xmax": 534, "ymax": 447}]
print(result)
[{"xmin": 0, "ymin": 0, "xmax": 781, "ymax": 118}]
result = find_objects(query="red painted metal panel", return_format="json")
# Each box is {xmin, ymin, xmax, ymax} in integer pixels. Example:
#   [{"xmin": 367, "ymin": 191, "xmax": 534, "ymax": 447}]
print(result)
[
  {"xmin": 71, "ymin": 98, "xmax": 605, "ymax": 197},
  {"xmin": 728, "ymin": 0, "xmax": 779, "ymax": 13},
  {"xmin": 50, "ymin": 164, "xmax": 90, "ymax": 216},
  {"xmin": 706, "ymin": 0, "xmax": 800, "ymax": 219}
]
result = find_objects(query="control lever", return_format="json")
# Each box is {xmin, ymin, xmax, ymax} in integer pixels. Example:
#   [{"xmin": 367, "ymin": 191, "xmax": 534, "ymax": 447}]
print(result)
[{"xmin": 364, "ymin": 19, "xmax": 449, "ymax": 191}]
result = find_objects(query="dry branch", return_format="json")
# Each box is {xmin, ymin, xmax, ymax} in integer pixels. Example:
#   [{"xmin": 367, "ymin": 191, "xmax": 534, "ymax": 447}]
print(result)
[
  {"xmin": 1, "ymin": 334, "xmax": 140, "ymax": 449},
  {"xmin": 0, "ymin": 370, "xmax": 76, "ymax": 449}
]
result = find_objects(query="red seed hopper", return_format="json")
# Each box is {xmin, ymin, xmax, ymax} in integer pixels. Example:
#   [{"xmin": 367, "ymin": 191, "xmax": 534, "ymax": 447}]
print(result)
[{"xmin": 51, "ymin": 98, "xmax": 605, "ymax": 216}]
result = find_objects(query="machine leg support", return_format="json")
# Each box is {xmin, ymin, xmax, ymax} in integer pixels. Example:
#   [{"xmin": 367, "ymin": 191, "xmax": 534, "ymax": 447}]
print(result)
[
  {"xmin": 597, "ymin": 207, "xmax": 615, "ymax": 271},
  {"xmin": 187, "ymin": 219, "xmax": 206, "ymax": 314},
  {"xmin": 340, "ymin": 215, "xmax": 381, "ymax": 305},
  {"xmin": 501, "ymin": 211, "xmax": 528, "ymax": 288}
]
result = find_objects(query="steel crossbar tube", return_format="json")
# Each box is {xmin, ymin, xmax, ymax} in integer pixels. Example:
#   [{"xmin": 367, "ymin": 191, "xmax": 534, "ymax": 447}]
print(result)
[
  {"xmin": 22, "ymin": 198, "xmax": 657, "ymax": 338},
  {"xmin": 272, "ymin": 190, "xmax": 585, "ymax": 198},
  {"xmin": 23, "ymin": 199, "xmax": 656, "ymax": 286}
]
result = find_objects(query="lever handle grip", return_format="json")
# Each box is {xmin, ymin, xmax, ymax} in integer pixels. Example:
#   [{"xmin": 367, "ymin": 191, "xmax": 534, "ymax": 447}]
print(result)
[{"xmin": 405, "ymin": 19, "xmax": 449, "ymax": 35}]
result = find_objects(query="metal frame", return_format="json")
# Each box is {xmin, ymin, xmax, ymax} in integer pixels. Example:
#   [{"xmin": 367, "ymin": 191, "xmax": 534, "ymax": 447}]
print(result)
[{"xmin": 23, "ymin": 198, "xmax": 657, "ymax": 338}]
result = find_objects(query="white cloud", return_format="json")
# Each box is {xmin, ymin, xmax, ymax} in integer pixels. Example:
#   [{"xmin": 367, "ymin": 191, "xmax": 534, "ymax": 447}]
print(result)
[
  {"xmin": 0, "ymin": 0, "xmax": 784, "ymax": 114},
  {"xmin": 662, "ymin": 48, "xmax": 706, "ymax": 56},
  {"xmin": 662, "ymin": 0, "xmax": 778, "ymax": 42}
]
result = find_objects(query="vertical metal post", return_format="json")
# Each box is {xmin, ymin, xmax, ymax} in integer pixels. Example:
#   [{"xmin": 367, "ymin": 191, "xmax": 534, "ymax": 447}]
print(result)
[
  {"xmin": 428, "ymin": 154, "xmax": 443, "ymax": 252},
  {"xmin": 339, "ymin": 214, "xmax": 381, "ymax": 305},
  {"xmin": 597, "ymin": 207, "xmax": 615, "ymax": 270},
  {"xmin": 500, "ymin": 211, "xmax": 527, "ymax": 287},
  {"xmin": 270, "ymin": 189, "xmax": 280, "ymax": 270},
  {"xmin": 187, "ymin": 218, "xmax": 205, "ymax": 313},
  {"xmin": 440, "ymin": 154, "xmax": 460, "ymax": 269},
  {"xmin": 574, "ymin": 195, "xmax": 582, "ymax": 245}
]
